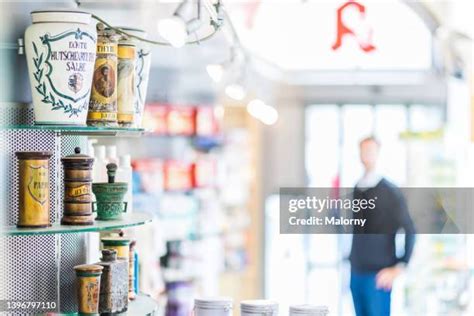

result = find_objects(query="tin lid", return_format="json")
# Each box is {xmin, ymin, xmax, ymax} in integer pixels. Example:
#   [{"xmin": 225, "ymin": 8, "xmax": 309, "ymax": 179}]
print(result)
[
  {"xmin": 61, "ymin": 147, "xmax": 94, "ymax": 168},
  {"xmin": 289, "ymin": 305, "xmax": 329, "ymax": 316},
  {"xmin": 73, "ymin": 264, "xmax": 103, "ymax": 276},
  {"xmin": 31, "ymin": 10, "xmax": 92, "ymax": 24},
  {"xmin": 15, "ymin": 151, "xmax": 53, "ymax": 160},
  {"xmin": 195, "ymin": 297, "xmax": 233, "ymax": 311},
  {"xmin": 101, "ymin": 237, "xmax": 131, "ymax": 246},
  {"xmin": 241, "ymin": 300, "xmax": 278, "ymax": 314}
]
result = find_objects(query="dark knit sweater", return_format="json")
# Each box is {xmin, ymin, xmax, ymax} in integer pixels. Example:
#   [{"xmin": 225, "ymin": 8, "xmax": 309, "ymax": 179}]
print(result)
[{"xmin": 349, "ymin": 178, "xmax": 416, "ymax": 272}]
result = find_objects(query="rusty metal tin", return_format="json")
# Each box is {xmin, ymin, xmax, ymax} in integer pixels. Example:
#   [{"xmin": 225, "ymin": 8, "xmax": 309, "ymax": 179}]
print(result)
[
  {"xmin": 74, "ymin": 264, "xmax": 103, "ymax": 315},
  {"xmin": 117, "ymin": 41, "xmax": 136, "ymax": 127},
  {"xmin": 87, "ymin": 27, "xmax": 119, "ymax": 127},
  {"xmin": 15, "ymin": 151, "xmax": 52, "ymax": 228},
  {"xmin": 128, "ymin": 240, "xmax": 137, "ymax": 300},
  {"xmin": 101, "ymin": 237, "xmax": 130, "ymax": 260},
  {"xmin": 96, "ymin": 249, "xmax": 128, "ymax": 314}
]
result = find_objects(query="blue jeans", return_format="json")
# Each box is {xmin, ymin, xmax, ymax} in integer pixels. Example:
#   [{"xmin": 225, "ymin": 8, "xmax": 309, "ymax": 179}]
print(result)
[{"xmin": 350, "ymin": 271, "xmax": 391, "ymax": 316}]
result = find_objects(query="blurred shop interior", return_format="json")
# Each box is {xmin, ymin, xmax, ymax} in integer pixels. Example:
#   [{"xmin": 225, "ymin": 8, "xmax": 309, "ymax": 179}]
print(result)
[{"xmin": 2, "ymin": 0, "xmax": 474, "ymax": 315}]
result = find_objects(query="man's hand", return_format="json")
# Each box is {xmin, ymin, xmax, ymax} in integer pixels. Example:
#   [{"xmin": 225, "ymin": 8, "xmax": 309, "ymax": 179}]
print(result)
[{"xmin": 375, "ymin": 264, "xmax": 404, "ymax": 291}]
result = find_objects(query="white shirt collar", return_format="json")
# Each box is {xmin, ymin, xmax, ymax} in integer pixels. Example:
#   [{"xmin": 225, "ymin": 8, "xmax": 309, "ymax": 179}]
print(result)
[{"xmin": 356, "ymin": 171, "xmax": 382, "ymax": 190}]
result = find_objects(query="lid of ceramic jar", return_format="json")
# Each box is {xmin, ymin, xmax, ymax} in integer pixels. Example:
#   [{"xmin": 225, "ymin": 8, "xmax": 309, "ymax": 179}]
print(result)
[
  {"xmin": 195, "ymin": 297, "xmax": 233, "ymax": 310},
  {"xmin": 31, "ymin": 10, "xmax": 92, "ymax": 25},
  {"xmin": 241, "ymin": 300, "xmax": 279, "ymax": 314},
  {"xmin": 73, "ymin": 264, "xmax": 103, "ymax": 276},
  {"xmin": 289, "ymin": 305, "xmax": 329, "ymax": 316},
  {"xmin": 101, "ymin": 237, "xmax": 131, "ymax": 246},
  {"xmin": 15, "ymin": 151, "xmax": 53, "ymax": 160},
  {"xmin": 61, "ymin": 147, "xmax": 94, "ymax": 168}
]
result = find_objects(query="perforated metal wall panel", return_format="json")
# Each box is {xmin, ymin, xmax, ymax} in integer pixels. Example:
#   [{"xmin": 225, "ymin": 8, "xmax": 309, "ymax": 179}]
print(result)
[{"xmin": 1, "ymin": 104, "xmax": 88, "ymax": 314}]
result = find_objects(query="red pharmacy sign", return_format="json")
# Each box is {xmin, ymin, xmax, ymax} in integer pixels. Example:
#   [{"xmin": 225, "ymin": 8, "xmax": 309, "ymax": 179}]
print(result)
[{"xmin": 332, "ymin": 0, "xmax": 376, "ymax": 53}]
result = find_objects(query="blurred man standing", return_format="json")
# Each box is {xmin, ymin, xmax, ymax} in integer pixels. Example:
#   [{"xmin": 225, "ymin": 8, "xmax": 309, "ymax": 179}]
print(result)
[{"xmin": 349, "ymin": 136, "xmax": 416, "ymax": 316}]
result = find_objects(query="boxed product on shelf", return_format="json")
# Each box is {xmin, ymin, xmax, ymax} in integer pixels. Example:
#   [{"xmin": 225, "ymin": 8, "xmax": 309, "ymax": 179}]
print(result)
[
  {"xmin": 164, "ymin": 160, "xmax": 194, "ymax": 191},
  {"xmin": 192, "ymin": 159, "xmax": 217, "ymax": 188},
  {"xmin": 132, "ymin": 159, "xmax": 164, "ymax": 194},
  {"xmin": 142, "ymin": 104, "xmax": 221, "ymax": 137},
  {"xmin": 167, "ymin": 106, "xmax": 196, "ymax": 136},
  {"xmin": 142, "ymin": 103, "xmax": 168, "ymax": 135},
  {"xmin": 195, "ymin": 106, "xmax": 220, "ymax": 137}
]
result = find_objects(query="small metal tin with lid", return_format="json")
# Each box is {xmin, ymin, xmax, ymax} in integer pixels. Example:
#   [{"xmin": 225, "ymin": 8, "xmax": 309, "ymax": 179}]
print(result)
[
  {"xmin": 88, "ymin": 24, "xmax": 120, "ymax": 127},
  {"xmin": 15, "ymin": 151, "xmax": 52, "ymax": 228},
  {"xmin": 101, "ymin": 237, "xmax": 131, "ymax": 259},
  {"xmin": 117, "ymin": 39, "xmax": 136, "ymax": 127},
  {"xmin": 241, "ymin": 300, "xmax": 278, "ymax": 316},
  {"xmin": 194, "ymin": 297, "xmax": 233, "ymax": 316},
  {"xmin": 289, "ymin": 305, "xmax": 329, "ymax": 316},
  {"xmin": 96, "ymin": 249, "xmax": 128, "ymax": 314},
  {"xmin": 61, "ymin": 147, "xmax": 94, "ymax": 225},
  {"xmin": 74, "ymin": 264, "xmax": 103, "ymax": 316}
]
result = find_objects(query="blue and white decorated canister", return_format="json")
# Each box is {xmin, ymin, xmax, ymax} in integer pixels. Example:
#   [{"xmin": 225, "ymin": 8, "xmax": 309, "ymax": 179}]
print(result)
[{"xmin": 25, "ymin": 10, "xmax": 97, "ymax": 125}]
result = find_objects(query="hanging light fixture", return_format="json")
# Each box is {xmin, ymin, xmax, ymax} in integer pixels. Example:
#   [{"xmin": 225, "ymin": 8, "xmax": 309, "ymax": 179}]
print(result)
[
  {"xmin": 247, "ymin": 99, "xmax": 278, "ymax": 125},
  {"xmin": 157, "ymin": 0, "xmax": 203, "ymax": 48},
  {"xmin": 225, "ymin": 83, "xmax": 246, "ymax": 100},
  {"xmin": 91, "ymin": 0, "xmax": 223, "ymax": 49}
]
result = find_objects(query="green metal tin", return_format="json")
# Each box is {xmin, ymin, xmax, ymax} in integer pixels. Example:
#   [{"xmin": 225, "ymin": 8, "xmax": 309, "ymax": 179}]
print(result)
[{"xmin": 92, "ymin": 163, "xmax": 128, "ymax": 220}]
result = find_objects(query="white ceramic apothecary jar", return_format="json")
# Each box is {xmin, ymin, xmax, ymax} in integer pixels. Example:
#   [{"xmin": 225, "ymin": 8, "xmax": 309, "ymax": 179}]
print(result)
[
  {"xmin": 118, "ymin": 27, "xmax": 151, "ymax": 128},
  {"xmin": 241, "ymin": 300, "xmax": 279, "ymax": 316},
  {"xmin": 25, "ymin": 10, "xmax": 97, "ymax": 125},
  {"xmin": 289, "ymin": 305, "xmax": 329, "ymax": 316},
  {"xmin": 194, "ymin": 297, "xmax": 233, "ymax": 316}
]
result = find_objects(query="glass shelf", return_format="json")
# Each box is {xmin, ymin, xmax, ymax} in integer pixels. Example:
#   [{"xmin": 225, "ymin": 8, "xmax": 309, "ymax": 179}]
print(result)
[
  {"xmin": 3, "ymin": 124, "xmax": 146, "ymax": 136},
  {"xmin": 120, "ymin": 293, "xmax": 160, "ymax": 316},
  {"xmin": 3, "ymin": 212, "xmax": 153, "ymax": 236}
]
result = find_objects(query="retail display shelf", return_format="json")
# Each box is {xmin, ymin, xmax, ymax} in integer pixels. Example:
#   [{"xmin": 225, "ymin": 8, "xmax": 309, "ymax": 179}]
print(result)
[
  {"xmin": 119, "ymin": 293, "xmax": 160, "ymax": 316},
  {"xmin": 3, "ymin": 212, "xmax": 153, "ymax": 236},
  {"xmin": 3, "ymin": 124, "xmax": 146, "ymax": 136},
  {"xmin": 41, "ymin": 293, "xmax": 159, "ymax": 316}
]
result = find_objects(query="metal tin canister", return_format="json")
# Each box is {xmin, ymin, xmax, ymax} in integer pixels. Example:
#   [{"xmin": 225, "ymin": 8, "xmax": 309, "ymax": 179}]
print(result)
[
  {"xmin": 61, "ymin": 147, "xmax": 94, "ymax": 225},
  {"xmin": 15, "ymin": 151, "xmax": 52, "ymax": 228},
  {"xmin": 117, "ymin": 41, "xmax": 136, "ymax": 127},
  {"xmin": 101, "ymin": 237, "xmax": 130, "ymax": 259},
  {"xmin": 74, "ymin": 264, "xmax": 103, "ymax": 316},
  {"xmin": 87, "ymin": 26, "xmax": 119, "ymax": 127},
  {"xmin": 128, "ymin": 240, "xmax": 137, "ymax": 300},
  {"xmin": 96, "ymin": 249, "xmax": 129, "ymax": 314}
]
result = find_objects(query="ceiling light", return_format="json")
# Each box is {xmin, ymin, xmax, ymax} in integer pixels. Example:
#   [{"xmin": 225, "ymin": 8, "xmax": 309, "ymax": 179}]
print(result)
[
  {"xmin": 247, "ymin": 99, "xmax": 278, "ymax": 125},
  {"xmin": 158, "ymin": 15, "xmax": 188, "ymax": 48},
  {"xmin": 225, "ymin": 84, "xmax": 246, "ymax": 100},
  {"xmin": 206, "ymin": 64, "xmax": 224, "ymax": 83}
]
